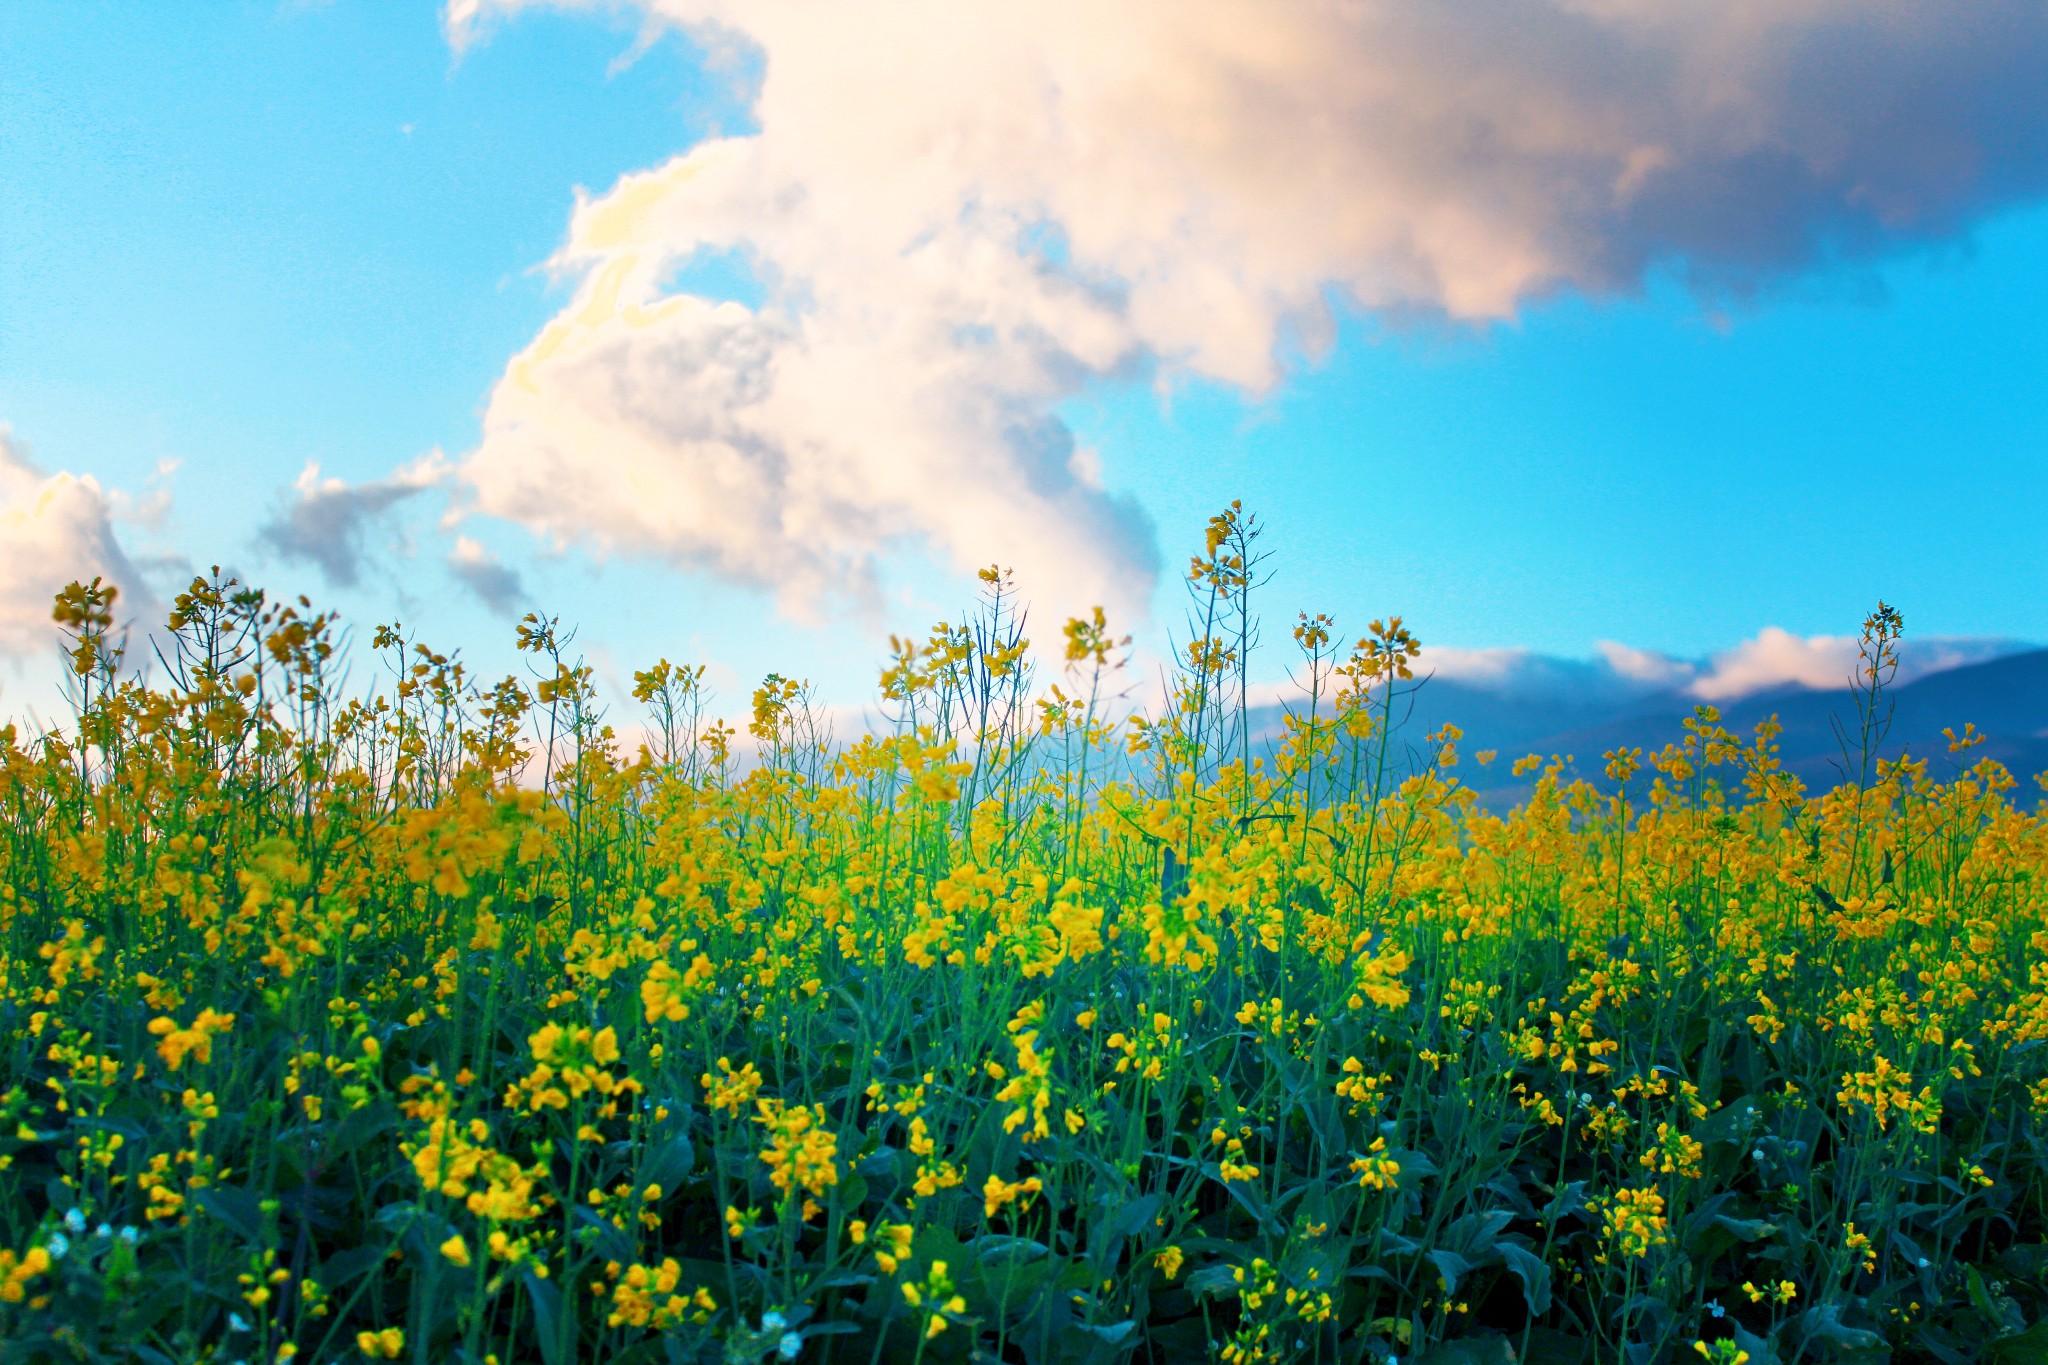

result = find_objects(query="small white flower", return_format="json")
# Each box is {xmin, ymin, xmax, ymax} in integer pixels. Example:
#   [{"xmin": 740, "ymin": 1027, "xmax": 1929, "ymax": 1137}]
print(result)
[
  {"xmin": 1918, "ymin": 1257, "xmax": 1930, "ymax": 1268},
  {"xmin": 46, "ymin": 1231, "xmax": 70, "ymax": 1260},
  {"xmin": 95, "ymin": 1224, "xmax": 112, "ymax": 1240},
  {"xmin": 761, "ymin": 1310, "xmax": 788, "ymax": 1334},
  {"xmin": 228, "ymin": 1312, "xmax": 253, "ymax": 1334},
  {"xmin": 64, "ymin": 1208, "xmax": 87, "ymax": 1234},
  {"xmin": 118, "ymin": 1227, "xmax": 140, "ymax": 1246},
  {"xmin": 778, "ymin": 1331, "xmax": 803, "ymax": 1361}
]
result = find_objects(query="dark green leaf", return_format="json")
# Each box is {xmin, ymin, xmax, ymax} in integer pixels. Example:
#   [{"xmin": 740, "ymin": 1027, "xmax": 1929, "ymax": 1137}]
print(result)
[
  {"xmin": 1185, "ymin": 1264, "xmax": 1240, "ymax": 1301},
  {"xmin": 1428, "ymin": 1249, "xmax": 1473, "ymax": 1298},
  {"xmin": 194, "ymin": 1185, "xmax": 266, "ymax": 1244},
  {"xmin": 1498, "ymin": 1241, "xmax": 1552, "ymax": 1315},
  {"xmin": 640, "ymin": 1131, "xmax": 695, "ymax": 1193},
  {"xmin": 524, "ymin": 1268, "xmax": 565, "ymax": 1365},
  {"xmin": 1989, "ymin": 1320, "xmax": 2048, "ymax": 1365}
]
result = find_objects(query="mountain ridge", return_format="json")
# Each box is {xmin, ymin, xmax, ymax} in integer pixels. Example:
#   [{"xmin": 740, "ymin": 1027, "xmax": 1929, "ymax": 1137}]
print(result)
[{"xmin": 1251, "ymin": 646, "xmax": 2048, "ymax": 807}]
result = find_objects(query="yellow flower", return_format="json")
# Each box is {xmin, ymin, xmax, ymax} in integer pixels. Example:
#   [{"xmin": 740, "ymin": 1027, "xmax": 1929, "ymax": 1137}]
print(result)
[
  {"xmin": 147, "ymin": 1008, "xmax": 235, "ymax": 1071},
  {"xmin": 356, "ymin": 1328, "xmax": 404, "ymax": 1359},
  {"xmin": 873, "ymin": 1222, "xmax": 914, "ymax": 1274},
  {"xmin": 1349, "ymin": 1137, "xmax": 1401, "ymax": 1191},
  {"xmin": 754, "ymin": 1098, "xmax": 839, "ymax": 1197},
  {"xmin": 1600, "ymin": 1186, "xmax": 1669, "ymax": 1259},
  {"xmin": 702, "ymin": 1058, "xmax": 763, "ymax": 1117},
  {"xmin": 982, "ymin": 1173, "xmax": 1043, "ymax": 1219},
  {"xmin": 1, "ymin": 1246, "xmax": 53, "ymax": 1302}
]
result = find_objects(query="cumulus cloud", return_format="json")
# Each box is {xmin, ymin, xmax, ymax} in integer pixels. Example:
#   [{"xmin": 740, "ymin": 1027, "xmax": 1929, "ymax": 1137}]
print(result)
[
  {"xmin": 0, "ymin": 428, "xmax": 155, "ymax": 658},
  {"xmin": 459, "ymin": 160, "xmax": 1160, "ymax": 623},
  {"xmin": 258, "ymin": 456, "xmax": 447, "ymax": 589},
  {"xmin": 446, "ymin": 0, "xmax": 2048, "ymax": 620},
  {"xmin": 447, "ymin": 536, "xmax": 527, "ymax": 614}
]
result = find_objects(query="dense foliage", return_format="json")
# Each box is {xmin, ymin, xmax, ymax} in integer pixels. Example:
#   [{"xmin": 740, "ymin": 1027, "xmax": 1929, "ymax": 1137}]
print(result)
[{"xmin": 3, "ymin": 510, "xmax": 2047, "ymax": 1365}]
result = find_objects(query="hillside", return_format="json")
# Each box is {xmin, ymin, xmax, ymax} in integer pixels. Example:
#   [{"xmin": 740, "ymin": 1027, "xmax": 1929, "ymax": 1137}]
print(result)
[{"xmin": 1254, "ymin": 647, "xmax": 2048, "ymax": 806}]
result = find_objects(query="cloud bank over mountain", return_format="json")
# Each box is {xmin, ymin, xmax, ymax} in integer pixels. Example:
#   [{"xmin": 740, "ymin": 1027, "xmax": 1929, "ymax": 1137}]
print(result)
[
  {"xmin": 1317, "ymin": 634, "xmax": 2048, "ymax": 804},
  {"xmin": 1423, "ymin": 630, "xmax": 2027, "ymax": 704},
  {"xmin": 448, "ymin": 0, "xmax": 2048, "ymax": 620}
]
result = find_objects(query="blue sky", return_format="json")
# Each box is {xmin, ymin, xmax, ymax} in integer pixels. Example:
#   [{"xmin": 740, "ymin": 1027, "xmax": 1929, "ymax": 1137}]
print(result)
[
  {"xmin": 1082, "ymin": 227, "xmax": 2048, "ymax": 658},
  {"xmin": 3, "ymin": 1, "xmax": 2045, "ymax": 721}
]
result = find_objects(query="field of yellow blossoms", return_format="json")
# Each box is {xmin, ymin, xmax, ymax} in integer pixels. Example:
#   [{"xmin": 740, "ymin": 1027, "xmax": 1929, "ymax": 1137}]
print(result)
[{"xmin": 3, "ymin": 510, "xmax": 2047, "ymax": 1365}]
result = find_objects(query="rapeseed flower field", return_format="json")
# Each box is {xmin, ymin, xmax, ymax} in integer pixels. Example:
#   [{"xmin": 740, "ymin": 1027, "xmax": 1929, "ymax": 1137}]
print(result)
[{"xmin": 3, "ymin": 509, "xmax": 2045, "ymax": 1365}]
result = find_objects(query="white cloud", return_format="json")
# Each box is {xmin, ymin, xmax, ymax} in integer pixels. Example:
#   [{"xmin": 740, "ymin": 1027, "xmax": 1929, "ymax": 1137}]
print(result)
[
  {"xmin": 0, "ymin": 428, "xmax": 155, "ymax": 658},
  {"xmin": 459, "ymin": 151, "xmax": 1159, "ymax": 624},
  {"xmin": 1596, "ymin": 640, "xmax": 1698, "ymax": 690},
  {"xmin": 106, "ymin": 458, "xmax": 181, "ymax": 532},
  {"xmin": 1417, "ymin": 646, "xmax": 1533, "ymax": 689},
  {"xmin": 450, "ymin": 0, "xmax": 2048, "ymax": 622},
  {"xmin": 1688, "ymin": 627, "xmax": 1860, "ymax": 701}
]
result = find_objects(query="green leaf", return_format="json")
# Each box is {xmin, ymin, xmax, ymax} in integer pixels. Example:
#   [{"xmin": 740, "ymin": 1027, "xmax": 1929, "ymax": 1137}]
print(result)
[
  {"xmin": 640, "ymin": 1131, "xmax": 696, "ymax": 1193},
  {"xmin": 1792, "ymin": 1303, "xmax": 1883, "ymax": 1356},
  {"xmin": 1990, "ymin": 1320, "xmax": 2048, "ymax": 1365},
  {"xmin": 815, "ymin": 1269, "xmax": 878, "ymax": 1290},
  {"xmin": 1972, "ymin": 1265, "xmax": 2004, "ymax": 1319},
  {"xmin": 1098, "ymin": 1192, "xmax": 1162, "ymax": 1244},
  {"xmin": 1998, "ymin": 1245, "xmax": 2048, "ymax": 1285},
  {"xmin": 194, "ymin": 1185, "xmax": 266, "ymax": 1244},
  {"xmin": 1044, "ymin": 1318, "xmax": 1143, "ymax": 1365},
  {"xmin": 1185, "ymin": 1263, "xmax": 1240, "ymax": 1302},
  {"xmin": 571, "ymin": 1205, "xmax": 636, "ymax": 1264},
  {"xmin": 1210, "ymin": 1165, "xmax": 1281, "ymax": 1233},
  {"xmin": 1413, "ymin": 1339, "xmax": 1515, "ymax": 1365},
  {"xmin": 524, "ymin": 1268, "xmax": 566, "ymax": 1365},
  {"xmin": 1394, "ymin": 1147, "xmax": 1440, "ymax": 1181},
  {"xmin": 1440, "ymin": 1209, "xmax": 1513, "ymax": 1262},
  {"xmin": 319, "ymin": 1098, "xmax": 399, "ymax": 1164},
  {"xmin": 1540, "ymin": 1180, "xmax": 1587, "ymax": 1223},
  {"xmin": 1729, "ymin": 1323, "xmax": 1781, "ymax": 1365},
  {"xmin": 1498, "ymin": 1241, "xmax": 1552, "ymax": 1315},
  {"xmin": 319, "ymin": 1243, "xmax": 387, "ymax": 1289},
  {"xmin": 973, "ymin": 1235, "xmax": 1050, "ymax": 1268},
  {"xmin": 1520, "ymin": 1327, "xmax": 1591, "ymax": 1365},
  {"xmin": 1714, "ymin": 1215, "xmax": 1777, "ymax": 1242},
  {"xmin": 1687, "ymin": 1209, "xmax": 1779, "ymax": 1261},
  {"xmin": 1971, "ymin": 1265, "xmax": 2031, "ymax": 1336},
  {"xmin": 1428, "ymin": 1249, "xmax": 1473, "ymax": 1298},
  {"xmin": 857, "ymin": 1145, "xmax": 901, "ymax": 1178}
]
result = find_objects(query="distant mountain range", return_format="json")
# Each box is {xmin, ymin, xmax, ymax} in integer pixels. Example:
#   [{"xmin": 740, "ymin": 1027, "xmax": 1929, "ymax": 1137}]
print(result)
[{"xmin": 1251, "ymin": 645, "xmax": 2048, "ymax": 808}]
